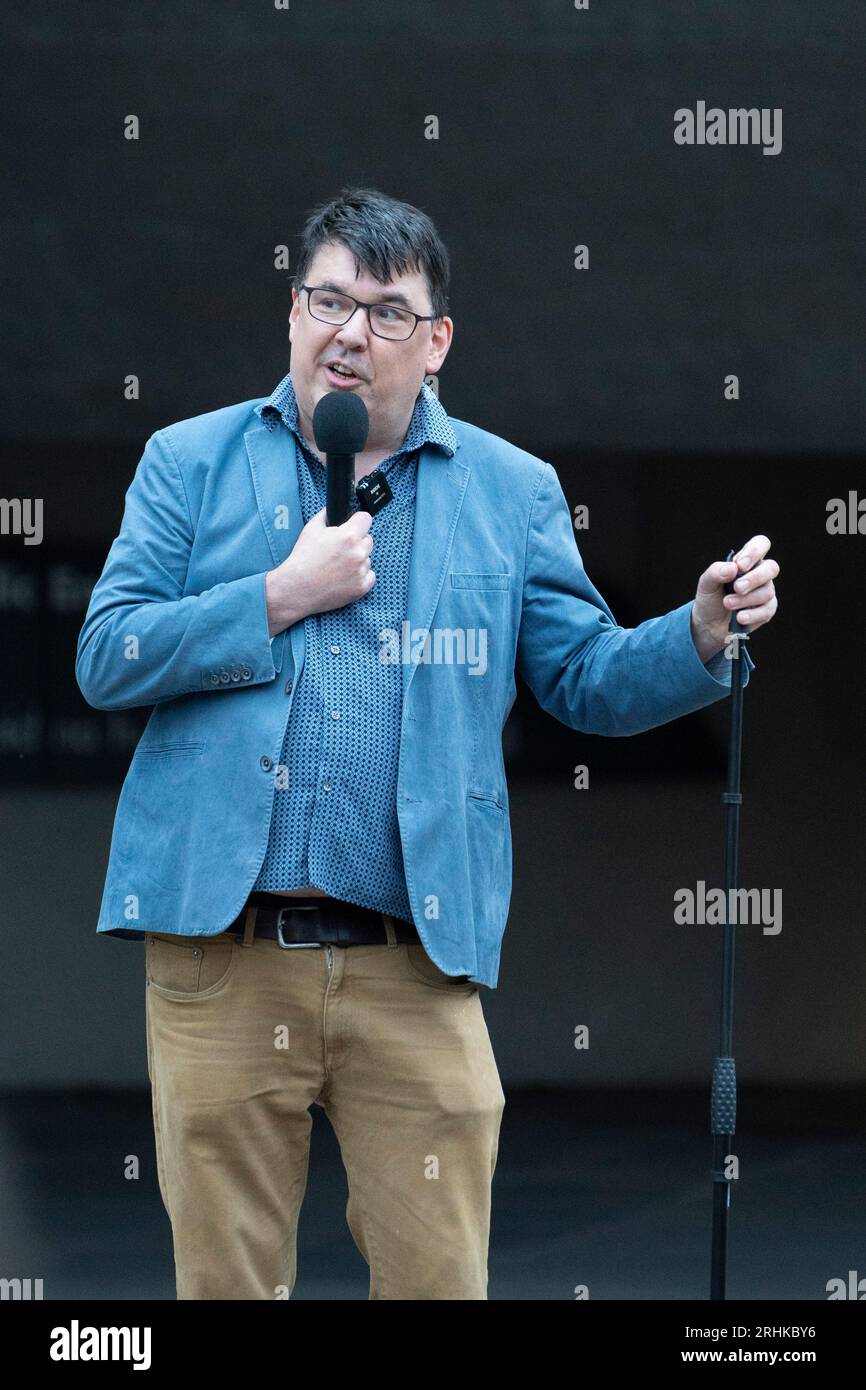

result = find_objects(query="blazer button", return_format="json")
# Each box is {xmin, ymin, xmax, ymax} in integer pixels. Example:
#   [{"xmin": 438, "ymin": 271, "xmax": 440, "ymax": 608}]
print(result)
[
  {"xmin": 219, "ymin": 669, "xmax": 231, "ymax": 684},
  {"xmin": 209, "ymin": 673, "xmax": 220, "ymax": 685},
  {"xmin": 230, "ymin": 668, "xmax": 241, "ymax": 682},
  {"xmin": 260, "ymin": 755, "xmax": 272, "ymax": 771},
  {"xmin": 285, "ymin": 679, "xmax": 293, "ymax": 694},
  {"xmin": 241, "ymin": 667, "xmax": 252, "ymax": 680}
]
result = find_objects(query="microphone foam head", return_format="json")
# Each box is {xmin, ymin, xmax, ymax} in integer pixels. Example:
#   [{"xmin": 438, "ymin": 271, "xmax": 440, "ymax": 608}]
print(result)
[{"xmin": 313, "ymin": 390, "xmax": 370, "ymax": 455}]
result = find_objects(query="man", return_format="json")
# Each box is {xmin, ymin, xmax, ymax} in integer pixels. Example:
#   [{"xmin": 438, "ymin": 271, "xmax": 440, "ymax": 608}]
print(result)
[{"xmin": 76, "ymin": 186, "xmax": 779, "ymax": 1301}]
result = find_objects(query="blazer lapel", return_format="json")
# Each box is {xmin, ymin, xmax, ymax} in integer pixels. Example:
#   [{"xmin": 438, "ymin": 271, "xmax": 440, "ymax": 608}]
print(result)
[
  {"xmin": 403, "ymin": 442, "xmax": 470, "ymax": 703},
  {"xmin": 244, "ymin": 422, "xmax": 305, "ymax": 678}
]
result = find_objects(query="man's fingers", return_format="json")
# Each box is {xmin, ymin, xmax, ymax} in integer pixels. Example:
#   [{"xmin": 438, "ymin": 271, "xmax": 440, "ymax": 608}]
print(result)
[
  {"xmin": 703, "ymin": 543, "xmax": 776, "ymax": 593},
  {"xmin": 724, "ymin": 580, "xmax": 774, "ymax": 610},
  {"xmin": 700, "ymin": 559, "xmax": 739, "ymax": 592},
  {"xmin": 732, "ymin": 557, "xmax": 779, "ymax": 592},
  {"xmin": 737, "ymin": 593, "xmax": 778, "ymax": 626},
  {"xmin": 733, "ymin": 534, "xmax": 771, "ymax": 570}
]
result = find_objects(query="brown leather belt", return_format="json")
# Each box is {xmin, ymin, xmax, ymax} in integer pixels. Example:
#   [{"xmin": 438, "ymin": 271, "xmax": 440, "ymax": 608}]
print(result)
[{"xmin": 227, "ymin": 891, "xmax": 420, "ymax": 949}]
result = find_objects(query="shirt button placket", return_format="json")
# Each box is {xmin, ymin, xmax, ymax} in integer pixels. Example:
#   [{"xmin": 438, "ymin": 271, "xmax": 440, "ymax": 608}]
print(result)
[{"xmin": 323, "ymin": 610, "xmax": 341, "ymax": 807}]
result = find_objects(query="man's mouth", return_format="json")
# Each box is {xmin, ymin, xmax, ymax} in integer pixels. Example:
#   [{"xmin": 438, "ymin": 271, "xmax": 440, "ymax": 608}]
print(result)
[{"xmin": 322, "ymin": 361, "xmax": 364, "ymax": 387}]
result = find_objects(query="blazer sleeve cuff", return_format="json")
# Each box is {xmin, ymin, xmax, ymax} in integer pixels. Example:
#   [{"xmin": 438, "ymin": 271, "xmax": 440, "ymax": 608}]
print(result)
[
  {"xmin": 198, "ymin": 571, "xmax": 277, "ymax": 691},
  {"xmin": 675, "ymin": 600, "xmax": 755, "ymax": 691}
]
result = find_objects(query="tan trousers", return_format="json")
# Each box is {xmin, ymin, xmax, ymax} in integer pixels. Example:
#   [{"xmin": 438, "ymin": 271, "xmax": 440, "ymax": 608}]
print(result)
[{"xmin": 144, "ymin": 907, "xmax": 506, "ymax": 1300}]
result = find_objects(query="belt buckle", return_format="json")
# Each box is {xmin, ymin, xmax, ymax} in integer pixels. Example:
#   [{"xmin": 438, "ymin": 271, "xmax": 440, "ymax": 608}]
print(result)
[{"xmin": 276, "ymin": 903, "xmax": 324, "ymax": 950}]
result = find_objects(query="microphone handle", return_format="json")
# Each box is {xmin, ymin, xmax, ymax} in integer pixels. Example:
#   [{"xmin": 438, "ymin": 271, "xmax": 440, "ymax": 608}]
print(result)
[{"xmin": 325, "ymin": 453, "xmax": 355, "ymax": 526}]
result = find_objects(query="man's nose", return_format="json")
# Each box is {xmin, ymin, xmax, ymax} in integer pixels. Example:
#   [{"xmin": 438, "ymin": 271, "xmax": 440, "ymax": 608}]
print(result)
[{"xmin": 334, "ymin": 306, "xmax": 371, "ymax": 346}]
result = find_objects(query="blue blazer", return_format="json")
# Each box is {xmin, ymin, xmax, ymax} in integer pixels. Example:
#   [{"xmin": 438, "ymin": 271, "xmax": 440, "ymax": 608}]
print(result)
[{"xmin": 76, "ymin": 391, "xmax": 753, "ymax": 987}]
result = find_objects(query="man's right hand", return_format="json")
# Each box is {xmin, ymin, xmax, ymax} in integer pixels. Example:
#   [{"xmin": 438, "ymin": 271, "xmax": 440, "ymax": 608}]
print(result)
[{"xmin": 265, "ymin": 507, "xmax": 375, "ymax": 636}]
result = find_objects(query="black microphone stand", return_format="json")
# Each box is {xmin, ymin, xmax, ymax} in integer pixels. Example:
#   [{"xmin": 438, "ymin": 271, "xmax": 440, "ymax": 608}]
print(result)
[{"xmin": 709, "ymin": 547, "xmax": 751, "ymax": 1300}]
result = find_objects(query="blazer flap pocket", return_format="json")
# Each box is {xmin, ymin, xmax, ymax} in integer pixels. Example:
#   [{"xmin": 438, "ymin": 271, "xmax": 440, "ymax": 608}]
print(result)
[
  {"xmin": 450, "ymin": 572, "xmax": 511, "ymax": 590},
  {"xmin": 135, "ymin": 740, "xmax": 204, "ymax": 758}
]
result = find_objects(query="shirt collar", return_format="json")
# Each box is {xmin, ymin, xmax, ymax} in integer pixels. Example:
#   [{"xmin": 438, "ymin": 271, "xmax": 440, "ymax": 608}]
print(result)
[{"xmin": 255, "ymin": 371, "xmax": 457, "ymax": 460}]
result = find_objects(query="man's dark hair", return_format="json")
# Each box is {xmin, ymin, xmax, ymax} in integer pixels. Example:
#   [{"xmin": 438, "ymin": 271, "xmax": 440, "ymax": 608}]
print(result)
[{"xmin": 293, "ymin": 186, "xmax": 450, "ymax": 320}]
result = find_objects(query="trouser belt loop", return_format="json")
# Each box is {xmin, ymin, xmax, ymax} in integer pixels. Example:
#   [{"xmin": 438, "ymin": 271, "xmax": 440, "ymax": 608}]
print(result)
[
  {"xmin": 241, "ymin": 903, "xmax": 258, "ymax": 948},
  {"xmin": 382, "ymin": 914, "xmax": 398, "ymax": 948}
]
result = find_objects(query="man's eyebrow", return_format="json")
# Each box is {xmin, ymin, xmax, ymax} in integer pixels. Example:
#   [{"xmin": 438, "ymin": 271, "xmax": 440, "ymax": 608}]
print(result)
[{"xmin": 319, "ymin": 279, "xmax": 413, "ymax": 309}]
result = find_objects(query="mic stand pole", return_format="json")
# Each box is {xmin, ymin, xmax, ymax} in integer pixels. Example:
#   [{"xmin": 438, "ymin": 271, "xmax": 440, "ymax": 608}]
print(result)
[{"xmin": 709, "ymin": 547, "xmax": 751, "ymax": 1300}]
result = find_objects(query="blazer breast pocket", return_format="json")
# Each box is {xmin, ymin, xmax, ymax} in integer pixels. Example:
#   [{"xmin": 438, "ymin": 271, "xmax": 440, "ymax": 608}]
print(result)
[{"xmin": 450, "ymin": 572, "xmax": 511, "ymax": 590}]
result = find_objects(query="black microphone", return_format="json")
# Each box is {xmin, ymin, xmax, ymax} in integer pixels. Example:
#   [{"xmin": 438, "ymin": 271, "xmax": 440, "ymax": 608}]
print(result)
[{"xmin": 313, "ymin": 391, "xmax": 370, "ymax": 525}]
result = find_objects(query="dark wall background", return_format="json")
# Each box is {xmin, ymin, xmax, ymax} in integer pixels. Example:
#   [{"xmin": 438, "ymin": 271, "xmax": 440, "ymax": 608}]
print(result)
[{"xmin": 1, "ymin": 1, "xmax": 863, "ymax": 1087}]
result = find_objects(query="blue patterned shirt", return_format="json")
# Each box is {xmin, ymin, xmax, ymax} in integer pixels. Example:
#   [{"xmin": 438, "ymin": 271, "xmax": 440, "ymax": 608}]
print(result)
[{"xmin": 251, "ymin": 372, "xmax": 457, "ymax": 920}]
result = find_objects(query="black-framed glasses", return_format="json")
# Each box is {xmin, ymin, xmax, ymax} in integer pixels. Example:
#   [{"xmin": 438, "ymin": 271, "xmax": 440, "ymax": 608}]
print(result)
[{"xmin": 299, "ymin": 284, "xmax": 437, "ymax": 341}]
